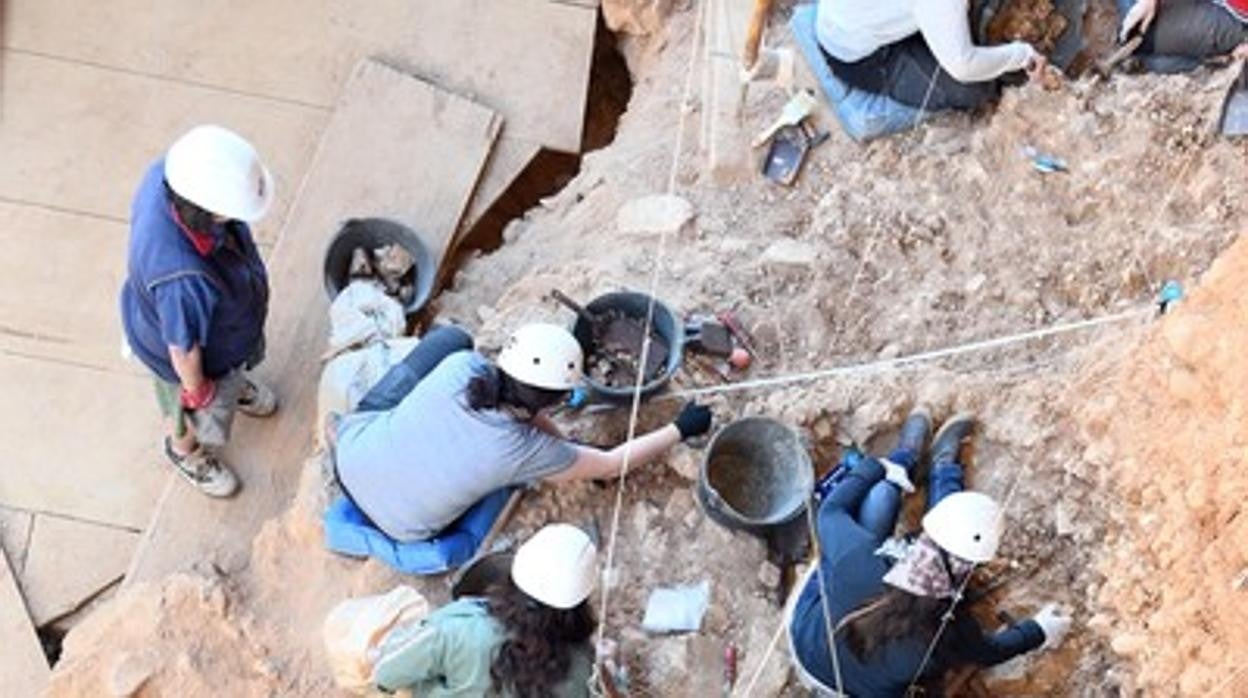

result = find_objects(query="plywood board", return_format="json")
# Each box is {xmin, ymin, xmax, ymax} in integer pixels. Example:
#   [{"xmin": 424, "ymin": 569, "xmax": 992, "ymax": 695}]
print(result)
[
  {"xmin": 0, "ymin": 354, "xmax": 168, "ymax": 530},
  {"xmin": 0, "ymin": 203, "xmax": 135, "ymax": 371},
  {"xmin": 18, "ymin": 515, "xmax": 138, "ymax": 626},
  {"xmin": 460, "ymin": 139, "xmax": 542, "ymax": 236},
  {"xmin": 0, "ymin": 550, "xmax": 49, "ymax": 695},
  {"xmin": 5, "ymin": 0, "xmax": 595, "ymax": 152},
  {"xmin": 0, "ymin": 51, "xmax": 326, "ymax": 242},
  {"xmin": 125, "ymin": 59, "xmax": 501, "ymax": 585}
]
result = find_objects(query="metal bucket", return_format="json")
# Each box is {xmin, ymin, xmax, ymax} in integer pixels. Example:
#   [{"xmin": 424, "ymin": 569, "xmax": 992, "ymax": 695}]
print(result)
[
  {"xmin": 322, "ymin": 217, "xmax": 437, "ymax": 315},
  {"xmin": 570, "ymin": 291, "xmax": 685, "ymax": 403},
  {"xmin": 450, "ymin": 551, "xmax": 514, "ymax": 600},
  {"xmin": 697, "ymin": 417, "xmax": 814, "ymax": 534}
]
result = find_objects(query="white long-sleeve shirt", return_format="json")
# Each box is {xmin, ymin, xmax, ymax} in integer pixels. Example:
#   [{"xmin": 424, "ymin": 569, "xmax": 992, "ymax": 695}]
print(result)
[{"xmin": 816, "ymin": 0, "xmax": 1034, "ymax": 83}]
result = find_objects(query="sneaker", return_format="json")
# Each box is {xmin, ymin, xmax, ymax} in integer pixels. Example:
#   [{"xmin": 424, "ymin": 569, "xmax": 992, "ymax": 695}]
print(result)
[
  {"xmin": 238, "ymin": 376, "xmax": 278, "ymax": 418},
  {"xmin": 895, "ymin": 406, "xmax": 932, "ymax": 459},
  {"xmin": 164, "ymin": 438, "xmax": 240, "ymax": 498},
  {"xmin": 930, "ymin": 413, "xmax": 976, "ymax": 467}
]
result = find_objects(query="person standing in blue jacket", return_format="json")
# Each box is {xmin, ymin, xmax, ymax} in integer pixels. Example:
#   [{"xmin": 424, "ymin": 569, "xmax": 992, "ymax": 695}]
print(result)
[
  {"xmin": 787, "ymin": 409, "xmax": 1072, "ymax": 696},
  {"xmin": 120, "ymin": 125, "xmax": 278, "ymax": 498}
]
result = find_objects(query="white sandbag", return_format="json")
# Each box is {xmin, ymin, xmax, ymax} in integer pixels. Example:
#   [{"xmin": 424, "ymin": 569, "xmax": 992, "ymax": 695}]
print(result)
[
  {"xmin": 317, "ymin": 338, "xmax": 420, "ymax": 447},
  {"xmin": 327, "ymin": 280, "xmax": 406, "ymax": 359},
  {"xmin": 323, "ymin": 585, "xmax": 430, "ymax": 695}
]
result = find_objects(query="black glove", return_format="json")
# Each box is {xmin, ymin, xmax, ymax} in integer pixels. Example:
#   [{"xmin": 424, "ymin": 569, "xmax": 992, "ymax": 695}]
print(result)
[{"xmin": 673, "ymin": 401, "xmax": 713, "ymax": 440}]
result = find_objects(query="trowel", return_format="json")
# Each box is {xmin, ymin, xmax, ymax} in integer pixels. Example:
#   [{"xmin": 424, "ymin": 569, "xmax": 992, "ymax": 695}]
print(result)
[
  {"xmin": 751, "ymin": 89, "xmax": 819, "ymax": 148},
  {"xmin": 1218, "ymin": 61, "xmax": 1248, "ymax": 137}
]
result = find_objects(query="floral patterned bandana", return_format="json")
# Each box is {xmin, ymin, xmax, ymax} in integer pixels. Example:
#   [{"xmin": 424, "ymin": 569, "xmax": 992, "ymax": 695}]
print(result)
[{"xmin": 881, "ymin": 533, "xmax": 975, "ymax": 599}]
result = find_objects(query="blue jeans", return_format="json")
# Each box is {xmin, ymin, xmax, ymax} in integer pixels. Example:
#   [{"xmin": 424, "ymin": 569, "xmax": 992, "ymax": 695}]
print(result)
[
  {"xmin": 822, "ymin": 34, "xmax": 1002, "ymax": 112},
  {"xmin": 822, "ymin": 448, "xmax": 966, "ymax": 544},
  {"xmin": 1117, "ymin": 0, "xmax": 1248, "ymax": 73},
  {"xmin": 355, "ymin": 326, "xmax": 474, "ymax": 412}
]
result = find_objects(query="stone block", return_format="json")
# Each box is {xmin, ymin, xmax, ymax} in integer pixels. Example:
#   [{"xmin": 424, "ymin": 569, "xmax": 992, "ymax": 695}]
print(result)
[{"xmin": 19, "ymin": 514, "xmax": 139, "ymax": 626}]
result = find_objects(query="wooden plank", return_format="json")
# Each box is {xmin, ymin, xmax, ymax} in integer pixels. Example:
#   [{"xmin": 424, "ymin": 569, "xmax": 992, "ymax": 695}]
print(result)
[
  {"xmin": 0, "ymin": 51, "xmax": 326, "ymax": 243},
  {"xmin": 5, "ymin": 0, "xmax": 595, "ymax": 153},
  {"xmin": 0, "ymin": 550, "xmax": 49, "ymax": 696},
  {"xmin": 705, "ymin": 0, "xmax": 755, "ymax": 182},
  {"xmin": 459, "ymin": 138, "xmax": 542, "ymax": 236},
  {"xmin": 125, "ymin": 59, "xmax": 502, "ymax": 585}
]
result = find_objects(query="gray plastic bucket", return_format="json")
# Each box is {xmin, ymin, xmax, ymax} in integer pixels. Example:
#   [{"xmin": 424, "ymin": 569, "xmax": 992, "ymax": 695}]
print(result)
[
  {"xmin": 570, "ymin": 291, "xmax": 685, "ymax": 403},
  {"xmin": 323, "ymin": 217, "xmax": 436, "ymax": 315},
  {"xmin": 697, "ymin": 417, "xmax": 814, "ymax": 534}
]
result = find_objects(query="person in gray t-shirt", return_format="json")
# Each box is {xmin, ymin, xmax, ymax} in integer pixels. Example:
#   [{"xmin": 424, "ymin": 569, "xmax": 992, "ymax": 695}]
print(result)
[{"xmin": 334, "ymin": 323, "xmax": 713, "ymax": 542}]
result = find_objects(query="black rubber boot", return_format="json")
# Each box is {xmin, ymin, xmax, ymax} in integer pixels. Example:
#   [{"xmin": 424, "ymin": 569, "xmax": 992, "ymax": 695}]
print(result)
[
  {"xmin": 895, "ymin": 406, "xmax": 932, "ymax": 457},
  {"xmin": 931, "ymin": 413, "xmax": 976, "ymax": 467}
]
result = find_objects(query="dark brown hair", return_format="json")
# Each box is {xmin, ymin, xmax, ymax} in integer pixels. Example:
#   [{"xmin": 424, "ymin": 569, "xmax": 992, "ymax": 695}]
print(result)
[
  {"xmin": 164, "ymin": 181, "xmax": 218, "ymax": 234},
  {"xmin": 487, "ymin": 581, "xmax": 596, "ymax": 698},
  {"xmin": 843, "ymin": 587, "xmax": 946, "ymax": 661},
  {"xmin": 466, "ymin": 366, "xmax": 568, "ymax": 415}
]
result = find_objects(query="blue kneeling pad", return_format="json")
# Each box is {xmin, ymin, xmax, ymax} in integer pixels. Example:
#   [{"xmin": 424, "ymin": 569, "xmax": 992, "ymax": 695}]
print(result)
[
  {"xmin": 789, "ymin": 4, "xmax": 926, "ymax": 142},
  {"xmin": 323, "ymin": 488, "xmax": 515, "ymax": 575}
]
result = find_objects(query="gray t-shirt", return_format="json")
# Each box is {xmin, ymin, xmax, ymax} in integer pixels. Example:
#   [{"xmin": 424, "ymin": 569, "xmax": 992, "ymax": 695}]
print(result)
[{"xmin": 335, "ymin": 351, "xmax": 577, "ymax": 541}]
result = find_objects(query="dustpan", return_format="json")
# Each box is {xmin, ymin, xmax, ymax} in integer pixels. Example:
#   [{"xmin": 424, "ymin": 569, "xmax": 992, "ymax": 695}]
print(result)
[{"xmin": 1219, "ymin": 62, "xmax": 1248, "ymax": 137}]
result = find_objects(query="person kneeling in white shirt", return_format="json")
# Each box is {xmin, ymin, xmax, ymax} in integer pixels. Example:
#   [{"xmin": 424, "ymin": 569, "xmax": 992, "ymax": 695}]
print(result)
[{"xmin": 815, "ymin": 0, "xmax": 1048, "ymax": 111}]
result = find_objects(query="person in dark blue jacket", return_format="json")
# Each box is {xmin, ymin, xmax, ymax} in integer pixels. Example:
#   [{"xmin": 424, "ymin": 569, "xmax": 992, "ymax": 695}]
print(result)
[
  {"xmin": 120, "ymin": 125, "xmax": 277, "ymax": 498},
  {"xmin": 787, "ymin": 409, "xmax": 1071, "ymax": 696}
]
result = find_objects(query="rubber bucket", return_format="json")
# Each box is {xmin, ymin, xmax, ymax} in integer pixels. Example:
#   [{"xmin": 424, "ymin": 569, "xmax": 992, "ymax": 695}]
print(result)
[
  {"xmin": 697, "ymin": 417, "xmax": 814, "ymax": 534},
  {"xmin": 571, "ymin": 291, "xmax": 685, "ymax": 403},
  {"xmin": 322, "ymin": 217, "xmax": 436, "ymax": 315},
  {"xmin": 450, "ymin": 551, "xmax": 514, "ymax": 600}
]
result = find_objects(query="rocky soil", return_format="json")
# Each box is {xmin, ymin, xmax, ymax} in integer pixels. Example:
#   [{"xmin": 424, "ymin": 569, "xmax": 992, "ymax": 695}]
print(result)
[
  {"xmin": 1077, "ymin": 233, "xmax": 1248, "ymax": 697},
  {"xmin": 47, "ymin": 2, "xmax": 1248, "ymax": 696}
]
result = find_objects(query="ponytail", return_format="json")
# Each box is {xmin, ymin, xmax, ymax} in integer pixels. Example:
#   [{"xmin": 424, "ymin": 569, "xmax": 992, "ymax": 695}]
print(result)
[
  {"xmin": 466, "ymin": 366, "xmax": 503, "ymax": 411},
  {"xmin": 466, "ymin": 366, "xmax": 567, "ymax": 415}
]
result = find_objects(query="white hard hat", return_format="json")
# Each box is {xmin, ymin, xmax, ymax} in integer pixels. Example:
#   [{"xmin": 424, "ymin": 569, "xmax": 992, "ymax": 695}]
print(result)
[
  {"xmin": 511, "ymin": 523, "xmax": 597, "ymax": 609},
  {"xmin": 496, "ymin": 323, "xmax": 583, "ymax": 391},
  {"xmin": 165, "ymin": 125, "xmax": 274, "ymax": 222},
  {"xmin": 922, "ymin": 491, "xmax": 1003, "ymax": 563}
]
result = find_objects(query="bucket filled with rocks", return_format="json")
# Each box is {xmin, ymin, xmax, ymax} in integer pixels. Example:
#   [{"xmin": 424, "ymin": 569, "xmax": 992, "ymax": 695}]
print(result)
[{"xmin": 323, "ymin": 218, "xmax": 436, "ymax": 314}]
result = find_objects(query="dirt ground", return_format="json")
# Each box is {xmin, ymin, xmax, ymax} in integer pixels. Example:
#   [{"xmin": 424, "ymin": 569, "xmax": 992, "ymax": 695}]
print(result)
[
  {"xmin": 47, "ymin": 2, "xmax": 1248, "ymax": 696},
  {"xmin": 1076, "ymin": 232, "xmax": 1248, "ymax": 697}
]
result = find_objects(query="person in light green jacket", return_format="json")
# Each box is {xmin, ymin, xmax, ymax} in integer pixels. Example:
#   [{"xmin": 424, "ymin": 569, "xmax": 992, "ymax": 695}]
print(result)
[{"xmin": 373, "ymin": 524, "xmax": 597, "ymax": 697}]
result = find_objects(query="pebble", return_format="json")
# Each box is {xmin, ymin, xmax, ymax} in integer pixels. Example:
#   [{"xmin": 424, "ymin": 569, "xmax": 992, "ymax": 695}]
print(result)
[
  {"xmin": 758, "ymin": 561, "xmax": 781, "ymax": 589},
  {"xmin": 761, "ymin": 239, "xmax": 820, "ymax": 271},
  {"xmin": 616, "ymin": 194, "xmax": 695, "ymax": 236}
]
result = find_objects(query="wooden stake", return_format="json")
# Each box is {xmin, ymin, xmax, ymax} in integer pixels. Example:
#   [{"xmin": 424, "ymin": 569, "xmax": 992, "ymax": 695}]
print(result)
[{"xmin": 742, "ymin": 0, "xmax": 774, "ymax": 70}]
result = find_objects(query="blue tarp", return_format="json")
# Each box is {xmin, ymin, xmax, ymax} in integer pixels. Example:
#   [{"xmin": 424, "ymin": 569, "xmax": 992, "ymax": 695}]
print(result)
[
  {"xmin": 323, "ymin": 488, "xmax": 515, "ymax": 575},
  {"xmin": 789, "ymin": 4, "xmax": 927, "ymax": 141}
]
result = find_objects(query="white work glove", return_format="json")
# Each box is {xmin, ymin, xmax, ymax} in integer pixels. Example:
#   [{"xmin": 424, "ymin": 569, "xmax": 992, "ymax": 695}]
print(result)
[
  {"xmin": 879, "ymin": 458, "xmax": 915, "ymax": 494},
  {"xmin": 1032, "ymin": 603, "xmax": 1073, "ymax": 650},
  {"xmin": 1120, "ymin": 0, "xmax": 1158, "ymax": 41}
]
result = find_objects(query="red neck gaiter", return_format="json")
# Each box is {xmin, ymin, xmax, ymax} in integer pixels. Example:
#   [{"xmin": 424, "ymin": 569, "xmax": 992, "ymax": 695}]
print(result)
[{"xmin": 169, "ymin": 203, "xmax": 218, "ymax": 257}]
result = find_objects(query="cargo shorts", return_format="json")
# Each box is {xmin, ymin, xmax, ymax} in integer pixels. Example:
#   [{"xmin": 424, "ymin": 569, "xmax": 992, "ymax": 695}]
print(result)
[{"xmin": 154, "ymin": 369, "xmax": 247, "ymax": 448}]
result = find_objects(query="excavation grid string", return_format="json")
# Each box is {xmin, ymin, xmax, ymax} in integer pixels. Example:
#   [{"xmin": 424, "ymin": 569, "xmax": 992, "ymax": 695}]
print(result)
[
  {"xmin": 719, "ymin": 302, "xmax": 1155, "ymax": 695},
  {"xmin": 593, "ymin": 0, "xmax": 709, "ymax": 687},
  {"xmin": 669, "ymin": 305, "xmax": 1154, "ymax": 400},
  {"xmin": 588, "ymin": 4, "xmax": 1178, "ymax": 692}
]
